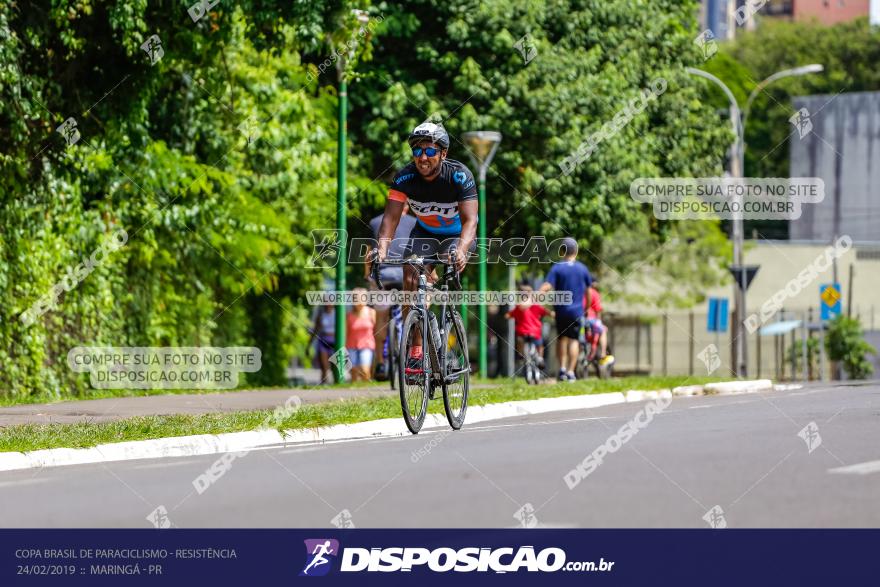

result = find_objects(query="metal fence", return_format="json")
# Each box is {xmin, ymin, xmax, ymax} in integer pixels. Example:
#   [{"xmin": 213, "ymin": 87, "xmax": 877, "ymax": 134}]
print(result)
[{"xmin": 481, "ymin": 306, "xmax": 880, "ymax": 381}]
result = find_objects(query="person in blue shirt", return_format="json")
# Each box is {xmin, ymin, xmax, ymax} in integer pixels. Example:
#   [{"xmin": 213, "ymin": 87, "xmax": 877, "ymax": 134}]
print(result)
[{"xmin": 540, "ymin": 237, "xmax": 593, "ymax": 381}]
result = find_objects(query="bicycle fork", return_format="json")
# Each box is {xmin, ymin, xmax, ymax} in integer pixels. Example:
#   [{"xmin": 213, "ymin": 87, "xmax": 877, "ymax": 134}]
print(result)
[{"xmin": 418, "ymin": 276, "xmax": 448, "ymax": 382}]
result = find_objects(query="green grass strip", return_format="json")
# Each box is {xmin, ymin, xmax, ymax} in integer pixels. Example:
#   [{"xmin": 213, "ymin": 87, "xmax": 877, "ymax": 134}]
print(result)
[
  {"xmin": 0, "ymin": 379, "xmax": 397, "ymax": 407},
  {"xmin": 0, "ymin": 376, "xmax": 727, "ymax": 453}
]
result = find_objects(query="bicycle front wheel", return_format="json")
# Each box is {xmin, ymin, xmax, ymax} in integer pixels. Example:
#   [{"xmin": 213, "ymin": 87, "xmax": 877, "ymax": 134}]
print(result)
[
  {"xmin": 399, "ymin": 309, "xmax": 429, "ymax": 434},
  {"xmin": 442, "ymin": 310, "xmax": 469, "ymax": 430}
]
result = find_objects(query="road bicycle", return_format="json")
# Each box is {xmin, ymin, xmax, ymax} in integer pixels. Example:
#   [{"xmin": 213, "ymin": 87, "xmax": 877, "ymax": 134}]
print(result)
[{"xmin": 370, "ymin": 253, "xmax": 470, "ymax": 434}]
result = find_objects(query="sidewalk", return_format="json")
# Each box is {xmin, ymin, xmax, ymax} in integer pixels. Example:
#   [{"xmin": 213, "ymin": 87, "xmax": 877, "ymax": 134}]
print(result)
[
  {"xmin": 0, "ymin": 386, "xmax": 398, "ymax": 427},
  {"xmin": 0, "ymin": 383, "xmax": 503, "ymax": 427}
]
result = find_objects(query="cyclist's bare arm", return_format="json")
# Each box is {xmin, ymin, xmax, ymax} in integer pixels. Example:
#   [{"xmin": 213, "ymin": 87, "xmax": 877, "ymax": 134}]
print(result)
[
  {"xmin": 363, "ymin": 245, "xmax": 373, "ymax": 280},
  {"xmin": 377, "ymin": 200, "xmax": 405, "ymax": 261},
  {"xmin": 456, "ymin": 200, "xmax": 478, "ymax": 273}
]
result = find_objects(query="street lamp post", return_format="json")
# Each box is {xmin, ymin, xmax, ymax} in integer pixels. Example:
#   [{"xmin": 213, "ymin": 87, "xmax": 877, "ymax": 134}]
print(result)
[
  {"xmin": 462, "ymin": 131, "xmax": 502, "ymax": 378},
  {"xmin": 334, "ymin": 68, "xmax": 348, "ymax": 383},
  {"xmin": 333, "ymin": 10, "xmax": 371, "ymax": 383},
  {"xmin": 686, "ymin": 64, "xmax": 823, "ymax": 377}
]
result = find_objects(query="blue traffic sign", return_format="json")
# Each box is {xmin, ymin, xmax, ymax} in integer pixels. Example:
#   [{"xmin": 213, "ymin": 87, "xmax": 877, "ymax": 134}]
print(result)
[
  {"xmin": 707, "ymin": 297, "xmax": 729, "ymax": 333},
  {"xmin": 820, "ymin": 283, "xmax": 842, "ymax": 321}
]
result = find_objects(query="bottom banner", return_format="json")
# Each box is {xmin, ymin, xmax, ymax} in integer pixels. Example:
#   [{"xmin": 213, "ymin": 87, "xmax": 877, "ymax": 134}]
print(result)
[{"xmin": 1, "ymin": 529, "xmax": 876, "ymax": 585}]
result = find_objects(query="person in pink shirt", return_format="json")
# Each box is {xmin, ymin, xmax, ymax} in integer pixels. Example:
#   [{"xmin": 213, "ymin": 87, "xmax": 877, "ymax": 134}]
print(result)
[{"xmin": 346, "ymin": 288, "xmax": 377, "ymax": 381}]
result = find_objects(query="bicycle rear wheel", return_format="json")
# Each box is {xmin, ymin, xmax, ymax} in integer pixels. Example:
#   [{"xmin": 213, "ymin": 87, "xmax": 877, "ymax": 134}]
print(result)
[
  {"xmin": 399, "ymin": 309, "xmax": 429, "ymax": 434},
  {"xmin": 442, "ymin": 310, "xmax": 469, "ymax": 430}
]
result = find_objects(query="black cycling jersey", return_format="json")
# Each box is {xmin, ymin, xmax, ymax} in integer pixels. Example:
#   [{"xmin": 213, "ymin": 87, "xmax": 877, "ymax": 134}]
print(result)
[{"xmin": 388, "ymin": 159, "xmax": 478, "ymax": 235}]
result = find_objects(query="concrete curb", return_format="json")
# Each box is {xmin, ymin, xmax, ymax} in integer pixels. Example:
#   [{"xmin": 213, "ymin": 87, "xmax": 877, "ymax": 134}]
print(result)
[
  {"xmin": 0, "ymin": 379, "xmax": 782, "ymax": 472},
  {"xmin": 703, "ymin": 379, "xmax": 773, "ymax": 395}
]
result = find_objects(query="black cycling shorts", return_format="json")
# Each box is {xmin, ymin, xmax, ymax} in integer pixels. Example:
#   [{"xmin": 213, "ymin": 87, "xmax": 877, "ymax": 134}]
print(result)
[{"xmin": 555, "ymin": 315, "xmax": 582, "ymax": 340}]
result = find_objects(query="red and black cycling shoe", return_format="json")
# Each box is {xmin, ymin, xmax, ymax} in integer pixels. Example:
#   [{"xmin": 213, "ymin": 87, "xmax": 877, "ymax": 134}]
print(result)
[
  {"xmin": 405, "ymin": 348, "xmax": 425, "ymax": 385},
  {"xmin": 405, "ymin": 358, "xmax": 424, "ymax": 385}
]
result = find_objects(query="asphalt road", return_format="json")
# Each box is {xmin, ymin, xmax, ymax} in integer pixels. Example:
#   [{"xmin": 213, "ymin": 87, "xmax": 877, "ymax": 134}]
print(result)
[{"xmin": 2, "ymin": 383, "xmax": 879, "ymax": 528}]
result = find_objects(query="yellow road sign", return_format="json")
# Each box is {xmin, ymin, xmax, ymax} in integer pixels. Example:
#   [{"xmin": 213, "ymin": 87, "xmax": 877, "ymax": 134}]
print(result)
[{"xmin": 821, "ymin": 286, "xmax": 840, "ymax": 308}]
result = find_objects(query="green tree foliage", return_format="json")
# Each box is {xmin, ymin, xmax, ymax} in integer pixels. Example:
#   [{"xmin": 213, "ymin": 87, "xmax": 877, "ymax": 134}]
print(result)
[
  {"xmin": 825, "ymin": 315, "xmax": 876, "ymax": 380},
  {"xmin": 3, "ymin": 0, "xmax": 740, "ymax": 397},
  {"xmin": 712, "ymin": 17, "xmax": 880, "ymax": 180},
  {"xmin": 704, "ymin": 17, "xmax": 880, "ymax": 239},
  {"xmin": 350, "ymin": 0, "xmax": 732, "ymax": 306},
  {"xmin": 1, "ymin": 2, "xmax": 366, "ymax": 398},
  {"xmin": 786, "ymin": 335, "xmax": 820, "ymax": 380}
]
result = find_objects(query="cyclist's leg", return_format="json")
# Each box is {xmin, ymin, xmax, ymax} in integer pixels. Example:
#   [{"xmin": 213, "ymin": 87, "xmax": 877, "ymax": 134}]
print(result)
[
  {"xmin": 401, "ymin": 225, "xmax": 440, "ymax": 360},
  {"xmin": 401, "ymin": 224, "xmax": 440, "ymax": 294}
]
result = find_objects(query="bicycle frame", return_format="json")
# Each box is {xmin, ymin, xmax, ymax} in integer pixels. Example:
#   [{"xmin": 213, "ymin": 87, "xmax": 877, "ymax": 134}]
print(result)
[
  {"xmin": 415, "ymin": 264, "xmax": 468, "ymax": 384},
  {"xmin": 372, "ymin": 254, "xmax": 466, "ymax": 385},
  {"xmin": 371, "ymin": 252, "xmax": 469, "ymax": 432}
]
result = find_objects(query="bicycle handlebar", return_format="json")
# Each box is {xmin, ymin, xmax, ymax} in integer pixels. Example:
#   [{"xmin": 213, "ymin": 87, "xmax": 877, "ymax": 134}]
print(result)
[{"xmin": 368, "ymin": 251, "xmax": 462, "ymax": 291}]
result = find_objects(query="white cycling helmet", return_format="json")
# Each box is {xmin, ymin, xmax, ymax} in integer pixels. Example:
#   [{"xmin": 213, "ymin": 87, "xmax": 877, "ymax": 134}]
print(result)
[{"xmin": 407, "ymin": 122, "xmax": 449, "ymax": 149}]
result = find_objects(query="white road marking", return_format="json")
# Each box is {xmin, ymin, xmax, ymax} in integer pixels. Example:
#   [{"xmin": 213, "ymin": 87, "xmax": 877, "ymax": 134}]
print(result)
[
  {"xmin": 131, "ymin": 459, "xmax": 207, "ymax": 470},
  {"xmin": 276, "ymin": 446, "xmax": 326, "ymax": 456},
  {"xmin": 828, "ymin": 460, "xmax": 880, "ymax": 476},
  {"xmin": 461, "ymin": 416, "xmax": 609, "ymax": 434},
  {"xmin": 776, "ymin": 387, "xmax": 848, "ymax": 398},
  {"xmin": 258, "ymin": 416, "xmax": 614, "ymax": 453},
  {"xmin": 0, "ymin": 478, "xmax": 51, "ymax": 488}
]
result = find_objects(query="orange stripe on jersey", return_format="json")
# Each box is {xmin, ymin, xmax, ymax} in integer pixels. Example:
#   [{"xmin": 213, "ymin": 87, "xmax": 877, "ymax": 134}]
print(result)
[
  {"xmin": 388, "ymin": 189, "xmax": 407, "ymax": 202},
  {"xmin": 418, "ymin": 215, "xmax": 442, "ymax": 227}
]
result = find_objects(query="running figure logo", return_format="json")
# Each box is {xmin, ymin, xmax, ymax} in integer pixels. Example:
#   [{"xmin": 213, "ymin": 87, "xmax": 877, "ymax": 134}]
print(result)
[
  {"xmin": 789, "ymin": 108, "xmax": 813, "ymax": 139},
  {"xmin": 306, "ymin": 229, "xmax": 347, "ymax": 269},
  {"xmin": 300, "ymin": 539, "xmax": 340, "ymax": 577}
]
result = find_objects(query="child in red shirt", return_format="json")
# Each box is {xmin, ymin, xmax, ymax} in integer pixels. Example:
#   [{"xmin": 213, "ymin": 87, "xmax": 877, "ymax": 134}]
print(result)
[
  {"xmin": 505, "ymin": 285, "xmax": 553, "ymax": 366},
  {"xmin": 583, "ymin": 282, "xmax": 612, "ymax": 365}
]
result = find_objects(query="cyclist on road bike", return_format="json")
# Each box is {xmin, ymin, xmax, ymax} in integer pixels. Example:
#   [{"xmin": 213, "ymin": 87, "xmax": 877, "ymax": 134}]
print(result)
[
  {"xmin": 364, "ymin": 204, "xmax": 416, "ymax": 380},
  {"xmin": 371, "ymin": 121, "xmax": 479, "ymax": 377}
]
